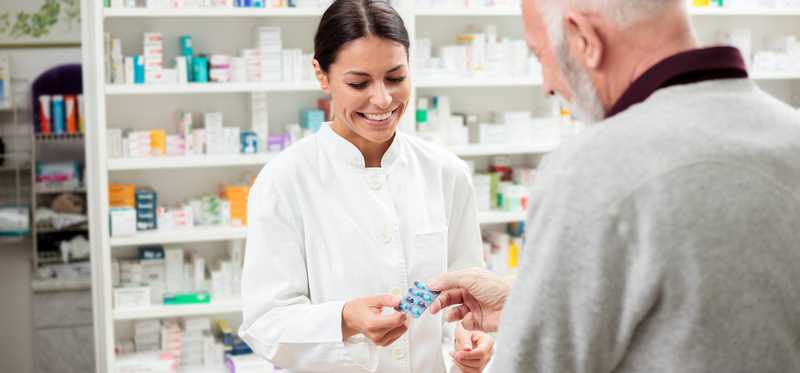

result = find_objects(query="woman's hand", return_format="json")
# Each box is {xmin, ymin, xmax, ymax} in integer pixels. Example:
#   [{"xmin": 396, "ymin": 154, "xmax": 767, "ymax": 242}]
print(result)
[
  {"xmin": 450, "ymin": 322, "xmax": 494, "ymax": 373},
  {"xmin": 342, "ymin": 295, "xmax": 408, "ymax": 346}
]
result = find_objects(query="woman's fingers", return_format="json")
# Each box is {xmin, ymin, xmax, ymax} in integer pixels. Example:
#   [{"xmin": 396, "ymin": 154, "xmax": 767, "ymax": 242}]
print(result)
[{"xmin": 376, "ymin": 325, "xmax": 407, "ymax": 346}]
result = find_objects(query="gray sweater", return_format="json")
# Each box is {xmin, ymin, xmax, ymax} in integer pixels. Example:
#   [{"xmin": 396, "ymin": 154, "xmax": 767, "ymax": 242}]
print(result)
[{"xmin": 494, "ymin": 79, "xmax": 800, "ymax": 373}]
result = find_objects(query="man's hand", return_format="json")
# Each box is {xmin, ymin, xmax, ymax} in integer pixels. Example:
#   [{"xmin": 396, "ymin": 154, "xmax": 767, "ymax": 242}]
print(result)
[
  {"xmin": 451, "ymin": 322, "xmax": 494, "ymax": 373},
  {"xmin": 428, "ymin": 268, "xmax": 511, "ymax": 332}
]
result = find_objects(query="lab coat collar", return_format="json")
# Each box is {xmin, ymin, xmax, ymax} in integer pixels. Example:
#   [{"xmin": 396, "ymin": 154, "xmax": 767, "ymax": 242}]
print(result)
[{"xmin": 317, "ymin": 123, "xmax": 407, "ymax": 179}]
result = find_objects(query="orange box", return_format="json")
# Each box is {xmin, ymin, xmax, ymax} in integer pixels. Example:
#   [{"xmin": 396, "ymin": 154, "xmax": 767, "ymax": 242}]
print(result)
[
  {"xmin": 221, "ymin": 185, "xmax": 250, "ymax": 226},
  {"xmin": 150, "ymin": 130, "xmax": 166, "ymax": 156},
  {"xmin": 109, "ymin": 184, "xmax": 135, "ymax": 207}
]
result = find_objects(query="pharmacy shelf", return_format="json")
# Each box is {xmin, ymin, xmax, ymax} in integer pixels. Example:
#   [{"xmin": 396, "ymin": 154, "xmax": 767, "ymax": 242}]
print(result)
[
  {"xmin": 752, "ymin": 72, "xmax": 800, "ymax": 80},
  {"xmin": 178, "ymin": 365, "xmax": 228, "ymax": 373},
  {"xmin": 415, "ymin": 7, "xmax": 800, "ymax": 17},
  {"xmin": 104, "ymin": 7, "xmax": 324, "ymax": 18},
  {"xmin": 688, "ymin": 8, "xmax": 800, "ymax": 16},
  {"xmin": 113, "ymin": 299, "xmax": 242, "ymax": 320},
  {"xmin": 416, "ymin": 77, "xmax": 541, "ymax": 88},
  {"xmin": 415, "ymin": 8, "xmax": 522, "ymax": 16},
  {"xmin": 105, "ymin": 81, "xmax": 319, "ymax": 95},
  {"xmin": 107, "ymin": 153, "xmax": 275, "ymax": 171},
  {"xmin": 109, "ymin": 226, "xmax": 247, "ymax": 247},
  {"xmin": 451, "ymin": 143, "xmax": 557, "ymax": 157},
  {"xmin": 478, "ymin": 210, "xmax": 527, "ymax": 225}
]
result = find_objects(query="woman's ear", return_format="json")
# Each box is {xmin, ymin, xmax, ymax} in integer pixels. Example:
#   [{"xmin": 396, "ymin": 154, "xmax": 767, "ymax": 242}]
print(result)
[{"xmin": 313, "ymin": 59, "xmax": 331, "ymax": 95}]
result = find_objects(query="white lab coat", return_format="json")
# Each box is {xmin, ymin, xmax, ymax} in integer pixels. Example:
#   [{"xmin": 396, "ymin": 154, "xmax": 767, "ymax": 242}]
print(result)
[{"xmin": 240, "ymin": 124, "xmax": 484, "ymax": 373}]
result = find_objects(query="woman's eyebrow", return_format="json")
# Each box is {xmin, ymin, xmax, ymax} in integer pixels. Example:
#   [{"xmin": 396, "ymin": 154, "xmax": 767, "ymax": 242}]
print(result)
[
  {"xmin": 344, "ymin": 64, "xmax": 406, "ymax": 76},
  {"xmin": 344, "ymin": 70, "xmax": 371, "ymax": 77}
]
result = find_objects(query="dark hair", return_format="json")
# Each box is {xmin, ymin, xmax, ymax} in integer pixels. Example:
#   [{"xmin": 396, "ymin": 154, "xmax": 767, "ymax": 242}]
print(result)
[{"xmin": 314, "ymin": 0, "xmax": 410, "ymax": 73}]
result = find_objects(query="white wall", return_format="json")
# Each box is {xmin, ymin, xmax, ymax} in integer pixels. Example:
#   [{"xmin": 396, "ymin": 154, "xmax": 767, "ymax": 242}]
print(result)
[{"xmin": 0, "ymin": 47, "xmax": 81, "ymax": 373}]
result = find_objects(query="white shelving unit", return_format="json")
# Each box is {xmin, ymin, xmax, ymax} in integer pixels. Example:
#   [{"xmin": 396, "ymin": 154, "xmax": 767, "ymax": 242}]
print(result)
[
  {"xmin": 414, "ymin": 7, "xmax": 800, "ymax": 17},
  {"xmin": 84, "ymin": 3, "xmax": 800, "ymax": 372},
  {"xmin": 107, "ymin": 154, "xmax": 275, "ymax": 171},
  {"xmin": 113, "ymin": 299, "xmax": 242, "ymax": 320},
  {"xmin": 104, "ymin": 7, "xmax": 324, "ymax": 17},
  {"xmin": 109, "ymin": 226, "xmax": 248, "ymax": 247},
  {"xmin": 415, "ymin": 76, "xmax": 541, "ymax": 88},
  {"xmin": 105, "ymin": 81, "xmax": 319, "ymax": 95}
]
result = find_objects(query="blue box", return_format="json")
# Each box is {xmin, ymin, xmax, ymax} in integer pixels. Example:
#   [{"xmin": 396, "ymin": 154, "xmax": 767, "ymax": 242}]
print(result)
[
  {"xmin": 138, "ymin": 245, "xmax": 165, "ymax": 260},
  {"xmin": 240, "ymin": 131, "xmax": 258, "ymax": 154},
  {"xmin": 300, "ymin": 109, "xmax": 325, "ymax": 133},
  {"xmin": 134, "ymin": 55, "xmax": 145, "ymax": 84}
]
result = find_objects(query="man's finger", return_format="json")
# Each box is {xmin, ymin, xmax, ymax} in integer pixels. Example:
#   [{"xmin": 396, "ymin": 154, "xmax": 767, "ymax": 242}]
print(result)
[
  {"xmin": 454, "ymin": 355, "xmax": 483, "ymax": 368},
  {"xmin": 460, "ymin": 313, "xmax": 480, "ymax": 331},
  {"xmin": 452, "ymin": 358, "xmax": 479, "ymax": 372},
  {"xmin": 444, "ymin": 304, "xmax": 471, "ymax": 323},
  {"xmin": 429, "ymin": 289, "xmax": 465, "ymax": 315},
  {"xmin": 427, "ymin": 270, "xmax": 471, "ymax": 293}
]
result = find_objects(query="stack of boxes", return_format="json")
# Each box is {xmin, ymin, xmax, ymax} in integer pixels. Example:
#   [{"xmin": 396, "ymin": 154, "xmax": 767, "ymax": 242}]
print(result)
[
  {"xmin": 281, "ymin": 49, "xmax": 309, "ymax": 82},
  {"xmin": 203, "ymin": 112, "xmax": 226, "ymax": 155},
  {"xmin": 135, "ymin": 320, "xmax": 162, "ymax": 352},
  {"xmin": 180, "ymin": 317, "xmax": 211, "ymax": 366},
  {"xmin": 165, "ymin": 134, "xmax": 186, "ymax": 156},
  {"xmin": 165, "ymin": 248, "xmax": 184, "ymax": 295},
  {"xmin": 242, "ymin": 49, "xmax": 261, "ymax": 82},
  {"xmin": 127, "ymin": 131, "xmax": 154, "ymax": 158},
  {"xmin": 110, "ymin": 184, "xmax": 137, "ymax": 236},
  {"xmin": 161, "ymin": 320, "xmax": 182, "ymax": 365},
  {"xmin": 136, "ymin": 187, "xmax": 158, "ymax": 231},
  {"xmin": 144, "ymin": 32, "xmax": 164, "ymax": 84},
  {"xmin": 139, "ymin": 246, "xmax": 167, "ymax": 304},
  {"xmin": 251, "ymin": 92, "xmax": 269, "ymax": 152},
  {"xmin": 223, "ymin": 126, "xmax": 242, "ymax": 155},
  {"xmin": 192, "ymin": 196, "xmax": 230, "ymax": 227},
  {"xmin": 257, "ymin": 27, "xmax": 282, "ymax": 82},
  {"xmin": 157, "ymin": 205, "xmax": 194, "ymax": 231}
]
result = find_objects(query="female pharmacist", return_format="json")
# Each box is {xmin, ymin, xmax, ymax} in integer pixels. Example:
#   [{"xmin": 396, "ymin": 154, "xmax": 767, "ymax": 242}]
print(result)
[{"xmin": 239, "ymin": 1, "xmax": 493, "ymax": 372}]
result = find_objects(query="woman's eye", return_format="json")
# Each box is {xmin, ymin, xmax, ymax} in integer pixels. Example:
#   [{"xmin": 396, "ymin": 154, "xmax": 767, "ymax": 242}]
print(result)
[
  {"xmin": 387, "ymin": 76, "xmax": 406, "ymax": 84},
  {"xmin": 348, "ymin": 82, "xmax": 368, "ymax": 90}
]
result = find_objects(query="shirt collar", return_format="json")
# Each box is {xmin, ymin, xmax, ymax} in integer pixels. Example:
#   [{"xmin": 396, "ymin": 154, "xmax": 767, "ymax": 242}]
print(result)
[
  {"xmin": 606, "ymin": 46, "xmax": 748, "ymax": 118},
  {"xmin": 317, "ymin": 123, "xmax": 406, "ymax": 170}
]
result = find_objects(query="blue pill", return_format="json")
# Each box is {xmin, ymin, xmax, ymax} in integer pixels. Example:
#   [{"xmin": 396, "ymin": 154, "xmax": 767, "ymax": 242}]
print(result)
[
  {"xmin": 412, "ymin": 289, "xmax": 423, "ymax": 297},
  {"xmin": 422, "ymin": 293, "xmax": 433, "ymax": 302},
  {"xmin": 411, "ymin": 307, "xmax": 421, "ymax": 317},
  {"xmin": 416, "ymin": 281, "xmax": 428, "ymax": 291},
  {"xmin": 416, "ymin": 300, "xmax": 426, "ymax": 307}
]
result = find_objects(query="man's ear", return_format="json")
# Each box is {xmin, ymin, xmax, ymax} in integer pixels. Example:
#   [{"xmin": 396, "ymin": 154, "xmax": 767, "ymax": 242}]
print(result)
[
  {"xmin": 563, "ymin": 11, "xmax": 604, "ymax": 70},
  {"xmin": 313, "ymin": 59, "xmax": 331, "ymax": 95}
]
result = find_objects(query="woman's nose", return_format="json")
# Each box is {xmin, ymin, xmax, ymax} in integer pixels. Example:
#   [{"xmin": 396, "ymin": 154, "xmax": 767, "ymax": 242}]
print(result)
[{"xmin": 370, "ymin": 82, "xmax": 392, "ymax": 109}]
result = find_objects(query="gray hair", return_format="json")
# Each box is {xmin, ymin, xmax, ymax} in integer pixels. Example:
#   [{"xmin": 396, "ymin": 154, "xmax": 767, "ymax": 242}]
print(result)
[{"xmin": 538, "ymin": 0, "xmax": 685, "ymax": 41}]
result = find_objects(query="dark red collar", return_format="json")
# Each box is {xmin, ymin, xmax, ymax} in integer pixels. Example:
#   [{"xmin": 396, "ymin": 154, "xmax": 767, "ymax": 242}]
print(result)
[{"xmin": 606, "ymin": 46, "xmax": 748, "ymax": 118}]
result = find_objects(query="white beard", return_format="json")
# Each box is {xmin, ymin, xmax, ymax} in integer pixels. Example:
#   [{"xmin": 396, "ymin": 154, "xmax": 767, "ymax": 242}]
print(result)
[{"xmin": 553, "ymin": 36, "xmax": 606, "ymax": 124}]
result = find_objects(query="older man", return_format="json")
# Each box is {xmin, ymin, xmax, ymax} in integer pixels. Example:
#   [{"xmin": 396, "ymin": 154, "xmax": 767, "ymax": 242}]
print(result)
[{"xmin": 430, "ymin": 0, "xmax": 800, "ymax": 372}]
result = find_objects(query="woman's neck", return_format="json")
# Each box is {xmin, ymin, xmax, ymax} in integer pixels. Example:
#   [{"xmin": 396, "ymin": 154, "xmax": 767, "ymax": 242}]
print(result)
[{"xmin": 330, "ymin": 118, "xmax": 393, "ymax": 168}]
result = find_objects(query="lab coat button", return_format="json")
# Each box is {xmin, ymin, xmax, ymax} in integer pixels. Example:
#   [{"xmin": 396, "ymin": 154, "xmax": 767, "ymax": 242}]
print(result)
[
  {"xmin": 380, "ymin": 232, "xmax": 393, "ymax": 244},
  {"xmin": 368, "ymin": 175, "xmax": 383, "ymax": 190},
  {"xmin": 392, "ymin": 347, "xmax": 406, "ymax": 360}
]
